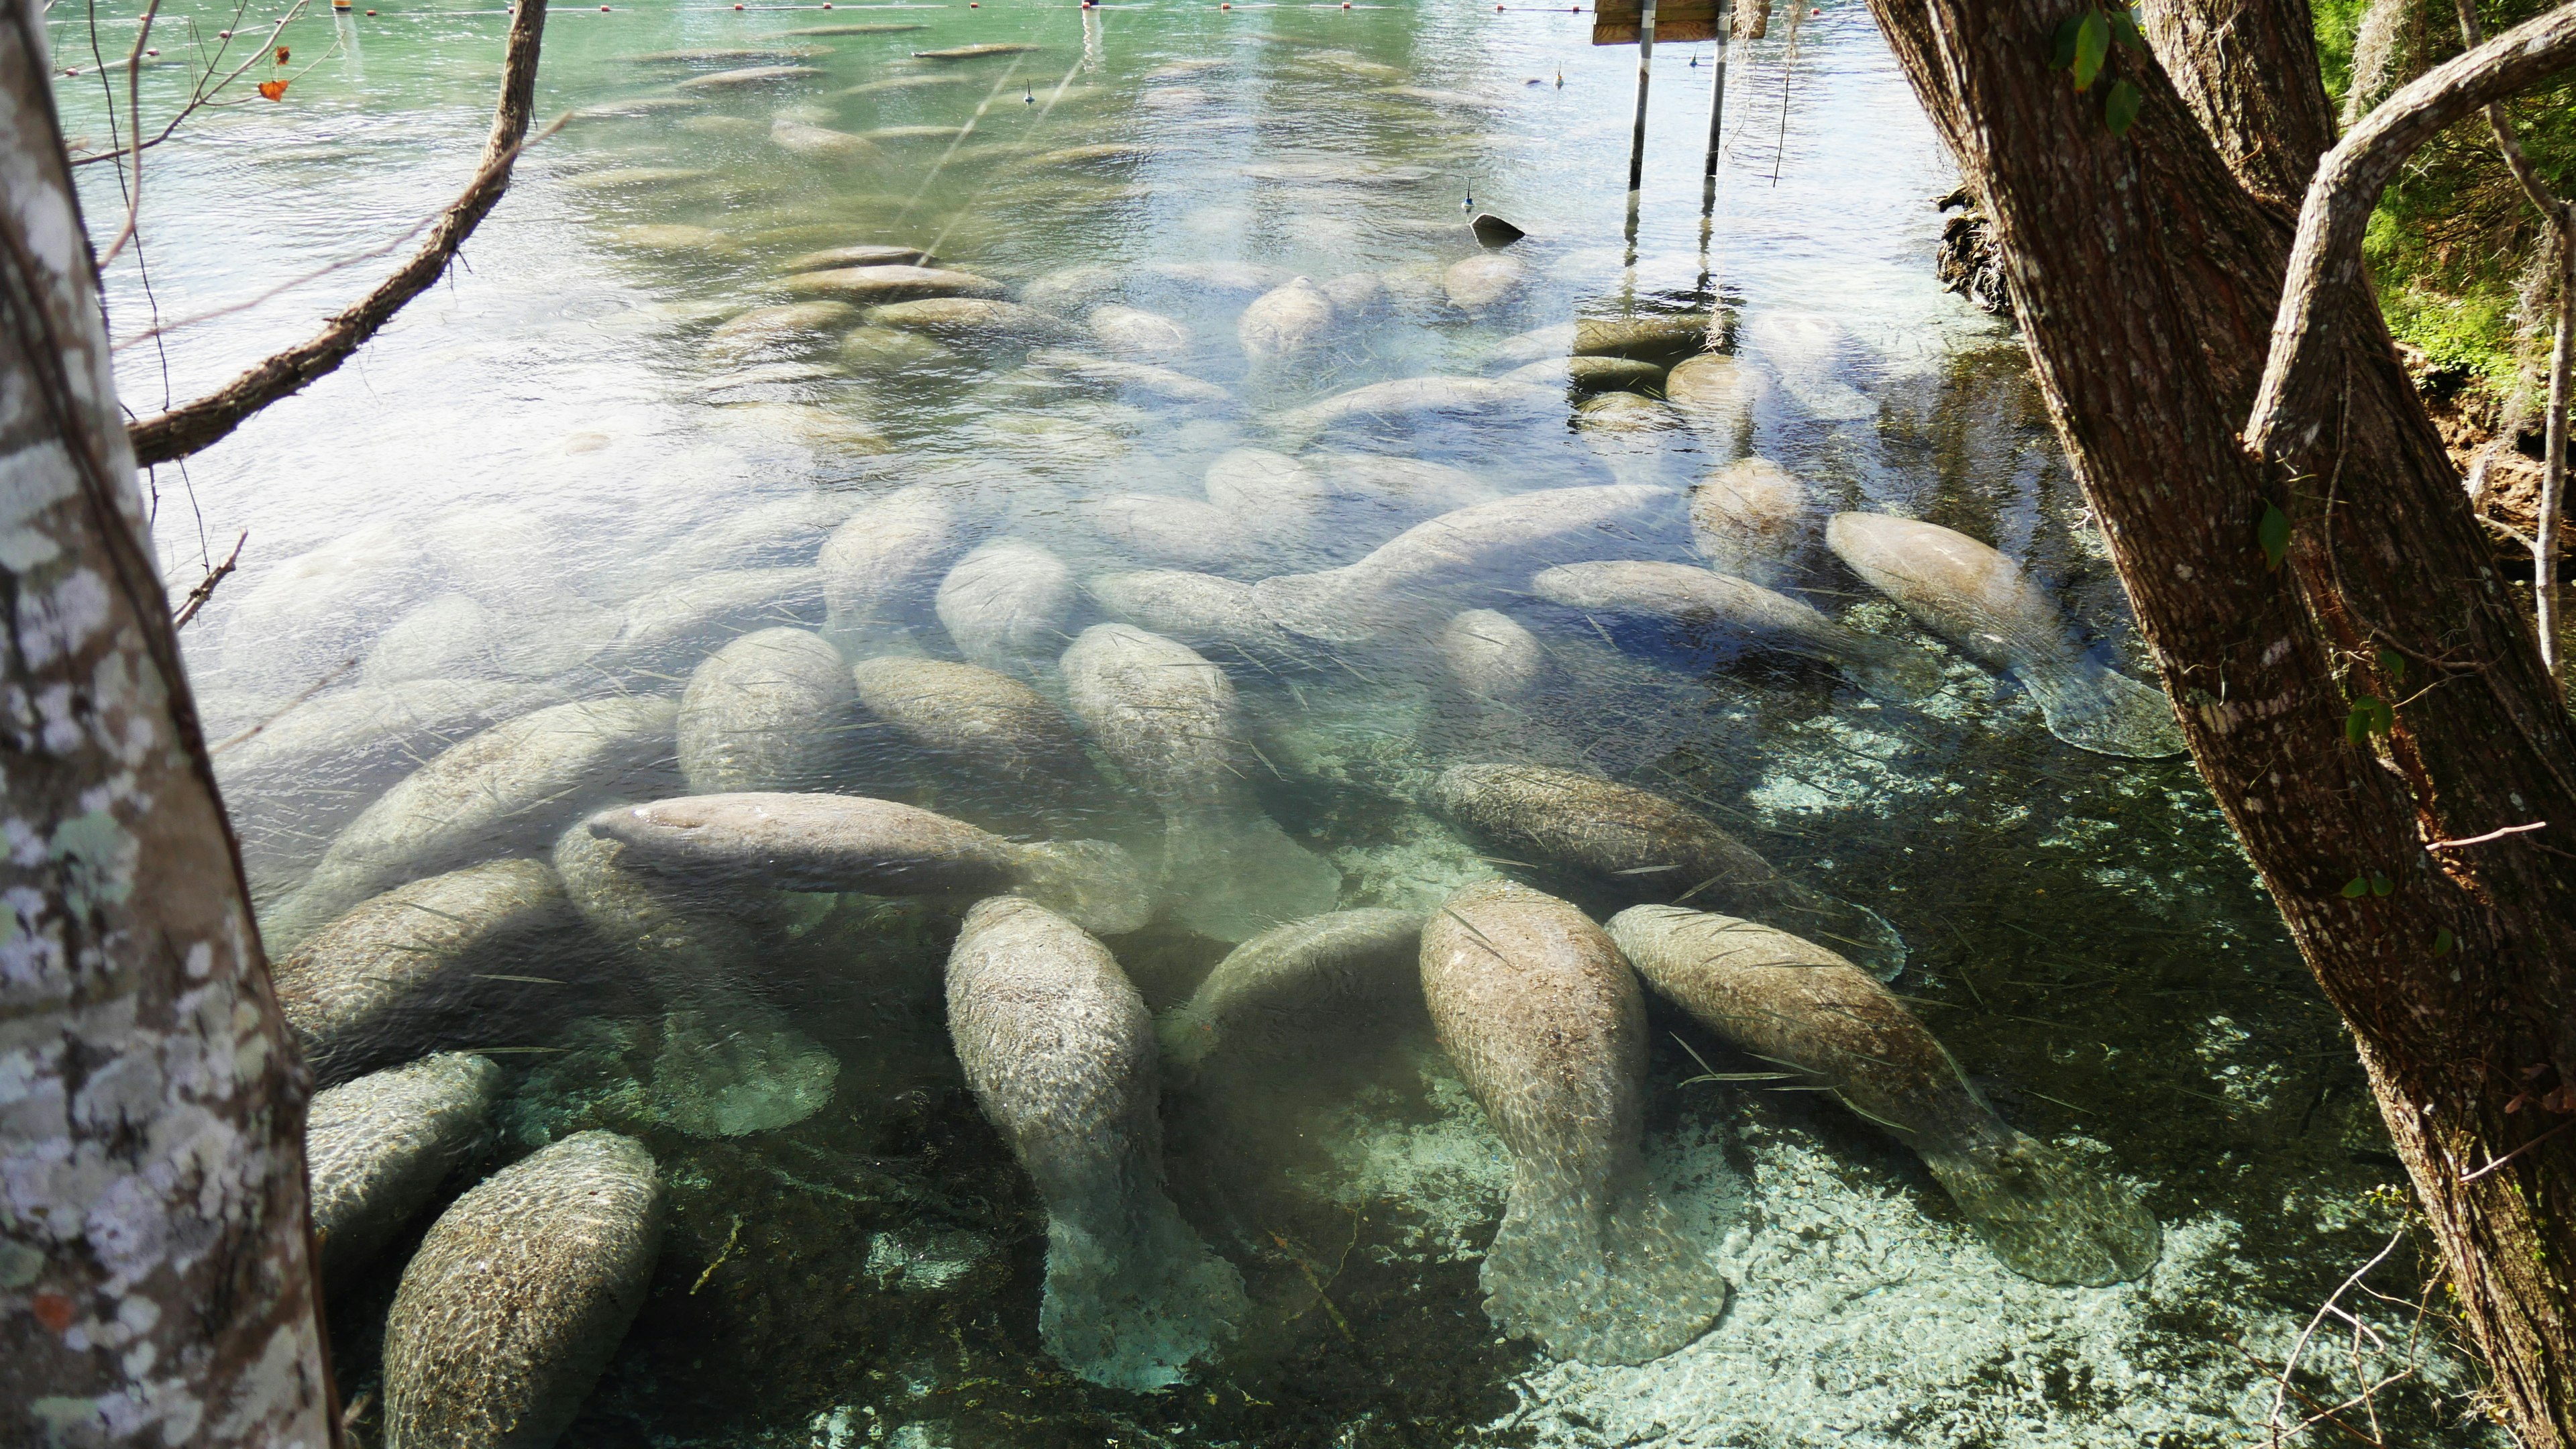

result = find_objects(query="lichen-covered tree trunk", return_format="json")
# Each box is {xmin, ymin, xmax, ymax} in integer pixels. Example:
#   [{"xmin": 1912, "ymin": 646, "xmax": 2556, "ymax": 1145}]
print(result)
[
  {"xmin": 1860, "ymin": 2, "xmax": 2576, "ymax": 1442},
  {"xmin": 0, "ymin": 2, "xmax": 336, "ymax": 1445}
]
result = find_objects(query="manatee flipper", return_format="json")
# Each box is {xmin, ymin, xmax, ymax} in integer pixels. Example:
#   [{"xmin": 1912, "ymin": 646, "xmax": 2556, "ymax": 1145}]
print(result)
[
  {"xmin": 1481, "ymin": 1169, "xmax": 1729, "ymax": 1365},
  {"xmin": 1012, "ymin": 838, "xmax": 1157, "ymax": 935},
  {"xmin": 1920, "ymin": 1134, "xmax": 2162, "ymax": 1287},
  {"xmin": 2019, "ymin": 657, "xmax": 2188, "ymax": 759},
  {"xmin": 1161, "ymin": 810, "xmax": 1342, "ymax": 943},
  {"xmin": 1038, "ymin": 1197, "xmax": 1250, "ymax": 1392}
]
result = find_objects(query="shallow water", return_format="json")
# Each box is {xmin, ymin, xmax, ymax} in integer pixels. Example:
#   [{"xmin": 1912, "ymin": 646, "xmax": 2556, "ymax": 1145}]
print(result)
[{"xmin": 64, "ymin": 1, "xmax": 2498, "ymax": 1444}]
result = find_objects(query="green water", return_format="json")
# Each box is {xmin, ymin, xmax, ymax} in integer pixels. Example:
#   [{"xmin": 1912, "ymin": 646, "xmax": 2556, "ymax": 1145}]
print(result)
[{"xmin": 55, "ymin": 1, "xmax": 2498, "ymax": 1444}]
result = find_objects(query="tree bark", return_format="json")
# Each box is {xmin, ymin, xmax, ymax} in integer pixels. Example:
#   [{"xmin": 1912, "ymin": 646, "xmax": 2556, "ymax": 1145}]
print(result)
[
  {"xmin": 2138, "ymin": 0, "xmax": 2337, "ymax": 213},
  {"xmin": 0, "ymin": 1, "xmax": 336, "ymax": 1445},
  {"xmin": 1859, "ymin": 3, "xmax": 2576, "ymax": 1443}
]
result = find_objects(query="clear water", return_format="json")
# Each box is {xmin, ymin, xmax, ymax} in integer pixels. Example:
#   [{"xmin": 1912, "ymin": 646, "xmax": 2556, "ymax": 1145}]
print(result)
[{"xmin": 60, "ymin": 1, "xmax": 2496, "ymax": 1444}]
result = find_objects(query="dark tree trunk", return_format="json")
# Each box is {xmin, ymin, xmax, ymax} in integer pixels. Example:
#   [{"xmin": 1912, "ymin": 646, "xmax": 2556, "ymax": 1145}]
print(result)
[
  {"xmin": 0, "ymin": 1, "xmax": 336, "ymax": 1444},
  {"xmin": 1858, "ymin": 2, "xmax": 2576, "ymax": 1442}
]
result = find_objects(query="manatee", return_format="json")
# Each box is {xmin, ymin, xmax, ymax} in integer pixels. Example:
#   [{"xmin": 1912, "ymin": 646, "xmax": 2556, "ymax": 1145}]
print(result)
[
  {"xmin": 1443, "ymin": 252, "xmax": 1529, "ymax": 314},
  {"xmin": 215, "ymin": 518, "xmax": 427, "ymax": 679},
  {"xmin": 913, "ymin": 41, "xmax": 1044, "ymax": 58},
  {"xmin": 1319, "ymin": 270, "xmax": 1392, "ymax": 323},
  {"xmin": 1239, "ymin": 276, "xmax": 1338, "ymax": 362},
  {"xmin": 610, "ymin": 566, "xmax": 825, "ymax": 664},
  {"xmin": 1824, "ymin": 512, "xmax": 2185, "ymax": 758},
  {"xmin": 866, "ymin": 297, "xmax": 1082, "ymax": 347},
  {"xmin": 1509, "ymin": 356, "xmax": 1667, "ymax": 393},
  {"xmin": 1489, "ymin": 321, "xmax": 1579, "ymax": 365},
  {"xmin": 1250, "ymin": 482, "xmax": 1680, "ymax": 645},
  {"xmin": 1419, "ymin": 880, "xmax": 1725, "ymax": 1363},
  {"xmin": 1086, "ymin": 494, "xmax": 1258, "ymax": 574},
  {"xmin": 1743, "ymin": 307, "xmax": 1876, "ymax": 420},
  {"xmin": 1201, "ymin": 447, "xmax": 1324, "ymax": 549},
  {"xmin": 612, "ymin": 495, "xmax": 857, "ymax": 598},
  {"xmin": 1428, "ymin": 762, "xmax": 1904, "ymax": 978},
  {"xmin": 1030, "ymin": 350, "xmax": 1234, "ymax": 409},
  {"xmin": 1662, "ymin": 352, "xmax": 1769, "ymax": 452},
  {"xmin": 849, "ymin": 655, "xmax": 1094, "ymax": 794},
  {"xmin": 1022, "ymin": 141, "xmax": 1152, "ymax": 169},
  {"xmin": 1022, "ymin": 263, "xmax": 1126, "ymax": 311},
  {"xmin": 1061, "ymin": 625, "xmax": 1340, "ymax": 942},
  {"xmin": 945, "ymin": 897, "xmax": 1247, "ymax": 1389},
  {"xmin": 213, "ymin": 676, "xmax": 545, "ymax": 785},
  {"xmin": 819, "ymin": 484, "xmax": 971, "ymax": 641},
  {"xmin": 770, "ymin": 117, "xmax": 885, "ymax": 161},
  {"xmin": 381, "ymin": 1131, "xmax": 663, "ymax": 1449},
  {"xmin": 677, "ymin": 627, "xmax": 857, "ymax": 793},
  {"xmin": 588, "ymin": 792, "xmax": 1153, "ymax": 934},
  {"xmin": 861, "ymin": 123, "xmax": 968, "ymax": 142},
  {"xmin": 1530, "ymin": 561, "xmax": 1941, "ymax": 702},
  {"xmin": 1305, "ymin": 451, "xmax": 1503, "ymax": 518},
  {"xmin": 935, "ymin": 539, "xmax": 1081, "ymax": 675},
  {"xmin": 784, "ymin": 264, "xmax": 1003, "ymax": 304},
  {"xmin": 273, "ymin": 859, "xmax": 574, "ymax": 1085},
  {"xmin": 702, "ymin": 300, "xmax": 859, "ymax": 363},
  {"xmin": 1157, "ymin": 908, "xmax": 1424, "ymax": 1071},
  {"xmin": 1574, "ymin": 313, "xmax": 1714, "ymax": 361},
  {"xmin": 1608, "ymin": 906, "xmax": 2163, "ymax": 1285},
  {"xmin": 677, "ymin": 62, "xmax": 822, "ymax": 88},
  {"xmin": 1087, "ymin": 303, "xmax": 1193, "ymax": 360},
  {"xmin": 1087, "ymin": 571, "xmax": 1307, "ymax": 667},
  {"xmin": 307, "ymin": 1053, "xmax": 500, "ymax": 1292},
  {"xmin": 839, "ymin": 323, "xmax": 962, "ymax": 371},
  {"xmin": 1144, "ymin": 260, "xmax": 1294, "ymax": 296},
  {"xmin": 624, "ymin": 44, "xmax": 818, "ymax": 62},
  {"xmin": 264, "ymin": 697, "xmax": 680, "ymax": 950},
  {"xmin": 1269, "ymin": 375, "xmax": 1561, "ymax": 444},
  {"xmin": 783, "ymin": 243, "xmax": 932, "ymax": 272},
  {"xmin": 1689, "ymin": 457, "xmax": 1808, "ymax": 586},
  {"xmin": 1438, "ymin": 608, "xmax": 1553, "ymax": 708}
]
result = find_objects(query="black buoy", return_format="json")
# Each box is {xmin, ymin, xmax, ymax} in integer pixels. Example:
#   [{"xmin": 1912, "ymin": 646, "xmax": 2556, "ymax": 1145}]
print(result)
[{"xmin": 1470, "ymin": 212, "xmax": 1526, "ymax": 248}]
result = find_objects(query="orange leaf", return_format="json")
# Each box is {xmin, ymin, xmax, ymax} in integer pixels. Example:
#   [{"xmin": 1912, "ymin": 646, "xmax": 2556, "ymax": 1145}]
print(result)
[
  {"xmin": 275, "ymin": 45, "xmax": 290, "ymax": 62},
  {"xmin": 257, "ymin": 78, "xmax": 287, "ymax": 101}
]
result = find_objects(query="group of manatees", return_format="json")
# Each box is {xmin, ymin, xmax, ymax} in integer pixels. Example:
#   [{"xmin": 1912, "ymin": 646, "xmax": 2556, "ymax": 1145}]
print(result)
[{"xmin": 248, "ymin": 282, "xmax": 2187, "ymax": 1433}]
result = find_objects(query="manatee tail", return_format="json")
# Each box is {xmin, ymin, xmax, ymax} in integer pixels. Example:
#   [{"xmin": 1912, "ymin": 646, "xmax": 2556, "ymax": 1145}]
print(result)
[
  {"xmin": 1013, "ymin": 839, "xmax": 1157, "ymax": 936},
  {"xmin": 1481, "ymin": 1173, "xmax": 1727, "ymax": 1365},
  {"xmin": 1922, "ymin": 1132, "xmax": 2162, "ymax": 1287},
  {"xmin": 1038, "ymin": 1199, "xmax": 1250, "ymax": 1392},
  {"xmin": 2020, "ymin": 657, "xmax": 2188, "ymax": 759},
  {"xmin": 1161, "ymin": 808, "xmax": 1342, "ymax": 944}
]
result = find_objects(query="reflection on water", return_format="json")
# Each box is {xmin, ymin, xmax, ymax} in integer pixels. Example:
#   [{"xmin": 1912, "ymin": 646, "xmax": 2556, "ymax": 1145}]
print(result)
[{"xmin": 66, "ymin": 2, "xmax": 2498, "ymax": 1444}]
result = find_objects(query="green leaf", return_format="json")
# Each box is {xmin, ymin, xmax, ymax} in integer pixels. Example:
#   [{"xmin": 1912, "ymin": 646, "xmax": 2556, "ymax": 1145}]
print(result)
[
  {"xmin": 2343, "ymin": 695, "xmax": 2395, "ymax": 745},
  {"xmin": 2104, "ymin": 79, "xmax": 2142, "ymax": 135},
  {"xmin": 2341, "ymin": 875, "xmax": 2371, "ymax": 899},
  {"xmin": 2377, "ymin": 646, "xmax": 2406, "ymax": 681},
  {"xmin": 2259, "ymin": 502, "xmax": 2290, "ymax": 570},
  {"xmin": 2433, "ymin": 927, "xmax": 2455, "ymax": 957},
  {"xmin": 2370, "ymin": 872, "xmax": 2394, "ymax": 898},
  {"xmin": 2051, "ymin": 9, "xmax": 2088, "ymax": 69},
  {"xmin": 2107, "ymin": 4, "xmax": 2147, "ymax": 52},
  {"xmin": 2073, "ymin": 9, "xmax": 2110, "ymax": 91}
]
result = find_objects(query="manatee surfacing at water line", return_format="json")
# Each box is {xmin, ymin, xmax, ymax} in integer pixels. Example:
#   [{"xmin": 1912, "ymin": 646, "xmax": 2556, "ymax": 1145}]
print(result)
[
  {"xmin": 1420, "ymin": 880, "xmax": 1727, "ymax": 1363},
  {"xmin": 306, "ymin": 1053, "xmax": 501, "ymax": 1293},
  {"xmin": 1607, "ymin": 905, "xmax": 2162, "ymax": 1286},
  {"xmin": 381, "ymin": 1130, "xmax": 663, "ymax": 1449},
  {"xmin": 586, "ymin": 791, "xmax": 1154, "ymax": 936},
  {"xmin": 947, "ymin": 898, "xmax": 1248, "ymax": 1390},
  {"xmin": 1061, "ymin": 624, "xmax": 1340, "ymax": 942},
  {"xmin": 1157, "ymin": 908, "xmax": 1427, "ymax": 1073},
  {"xmin": 1529, "ymin": 559, "xmax": 1945, "ymax": 704},
  {"xmin": 1427, "ymin": 761, "xmax": 1907, "ymax": 979},
  {"xmin": 1825, "ymin": 511, "xmax": 2186, "ymax": 759}
]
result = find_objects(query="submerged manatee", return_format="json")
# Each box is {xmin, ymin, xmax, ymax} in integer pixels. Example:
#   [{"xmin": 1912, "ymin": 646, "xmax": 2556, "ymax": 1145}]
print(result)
[
  {"xmin": 1824, "ymin": 512, "xmax": 2185, "ymax": 757},
  {"xmin": 849, "ymin": 655, "xmax": 1094, "ymax": 794},
  {"xmin": 608, "ymin": 566, "xmax": 824, "ymax": 665},
  {"xmin": 1663, "ymin": 352, "xmax": 1769, "ymax": 453},
  {"xmin": 1087, "ymin": 570, "xmax": 1307, "ymax": 667},
  {"xmin": 947, "ymin": 898, "xmax": 1248, "ymax": 1390},
  {"xmin": 274, "ymin": 858, "xmax": 573, "ymax": 1085},
  {"xmin": 1085, "ymin": 494, "xmax": 1258, "ymax": 575},
  {"xmin": 1030, "ymin": 350, "xmax": 1235, "ymax": 410},
  {"xmin": 1087, "ymin": 303, "xmax": 1193, "ymax": 360},
  {"xmin": 784, "ymin": 264, "xmax": 1002, "ymax": 303},
  {"xmin": 382, "ymin": 1131, "xmax": 663, "ymax": 1449},
  {"xmin": 1157, "ymin": 908, "xmax": 1425, "ymax": 1071},
  {"xmin": 265, "ymin": 697, "xmax": 679, "ymax": 951},
  {"xmin": 1269, "ymin": 375, "xmax": 1562, "ymax": 445},
  {"xmin": 1442, "ymin": 252, "xmax": 1529, "ymax": 314},
  {"xmin": 306, "ymin": 1053, "xmax": 500, "ymax": 1293},
  {"xmin": 1438, "ymin": 608, "xmax": 1554, "ymax": 708},
  {"xmin": 1428, "ymin": 762, "xmax": 1905, "ymax": 978},
  {"xmin": 677, "ymin": 627, "xmax": 858, "ymax": 793},
  {"xmin": 589, "ymin": 792, "xmax": 1152, "ymax": 934},
  {"xmin": 1420, "ymin": 880, "xmax": 1726, "ymax": 1363},
  {"xmin": 1201, "ymin": 448, "xmax": 1324, "ymax": 549},
  {"xmin": 934, "ymin": 539, "xmax": 1081, "ymax": 676},
  {"xmin": 865, "ymin": 297, "xmax": 1083, "ymax": 348},
  {"xmin": 1609, "ymin": 905, "xmax": 2161, "ymax": 1285},
  {"xmin": 1250, "ymin": 483, "xmax": 1680, "ymax": 645},
  {"xmin": 1061, "ymin": 624, "xmax": 1340, "ymax": 942},
  {"xmin": 1531, "ymin": 561, "xmax": 1942, "ymax": 702},
  {"xmin": 1688, "ymin": 457, "xmax": 1809, "ymax": 586},
  {"xmin": 819, "ymin": 484, "xmax": 971, "ymax": 641},
  {"xmin": 1238, "ymin": 276, "xmax": 1338, "ymax": 362}
]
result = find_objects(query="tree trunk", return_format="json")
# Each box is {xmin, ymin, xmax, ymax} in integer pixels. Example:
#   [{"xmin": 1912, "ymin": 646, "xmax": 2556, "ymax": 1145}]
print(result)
[
  {"xmin": 0, "ymin": 1, "xmax": 336, "ymax": 1445},
  {"xmin": 1858, "ymin": 2, "xmax": 2576, "ymax": 1443}
]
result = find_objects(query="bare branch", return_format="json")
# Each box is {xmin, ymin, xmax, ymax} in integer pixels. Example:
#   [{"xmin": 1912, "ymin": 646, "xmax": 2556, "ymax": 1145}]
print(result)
[
  {"xmin": 2243, "ymin": 3, "xmax": 2576, "ymax": 459},
  {"xmin": 169, "ymin": 527, "xmax": 244, "ymax": 629},
  {"xmin": 2542, "ymin": 219, "xmax": 2572, "ymax": 687},
  {"xmin": 93, "ymin": 0, "xmax": 160, "ymax": 268},
  {"xmin": 123, "ymin": 0, "xmax": 549, "ymax": 468}
]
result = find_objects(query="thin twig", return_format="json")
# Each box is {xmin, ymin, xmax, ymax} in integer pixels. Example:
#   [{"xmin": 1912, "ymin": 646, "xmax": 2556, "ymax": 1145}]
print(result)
[
  {"xmin": 95, "ymin": 0, "xmax": 162, "ymax": 268},
  {"xmin": 2459, "ymin": 1114, "xmax": 2576, "ymax": 1184},
  {"xmin": 169, "ymin": 527, "xmax": 244, "ymax": 629},
  {"xmin": 2426, "ymin": 819, "xmax": 2548, "ymax": 849}
]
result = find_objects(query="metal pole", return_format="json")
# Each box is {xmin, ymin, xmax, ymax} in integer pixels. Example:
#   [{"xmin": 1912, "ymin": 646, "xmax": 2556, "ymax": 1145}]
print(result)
[
  {"xmin": 1626, "ymin": 0, "xmax": 1656, "ymax": 194},
  {"xmin": 1701, "ymin": 0, "xmax": 1731, "ymax": 213}
]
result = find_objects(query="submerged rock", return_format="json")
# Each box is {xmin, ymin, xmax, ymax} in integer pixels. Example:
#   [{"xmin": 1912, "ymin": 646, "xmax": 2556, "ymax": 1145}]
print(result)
[
  {"xmin": 382, "ymin": 1131, "xmax": 663, "ymax": 1448},
  {"xmin": 1420, "ymin": 879, "xmax": 1726, "ymax": 1364},
  {"xmin": 947, "ymin": 897, "xmax": 1246, "ymax": 1390},
  {"xmin": 307, "ymin": 1053, "xmax": 500, "ymax": 1292}
]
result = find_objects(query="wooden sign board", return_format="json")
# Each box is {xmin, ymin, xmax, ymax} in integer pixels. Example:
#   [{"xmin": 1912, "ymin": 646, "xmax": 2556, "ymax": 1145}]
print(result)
[{"xmin": 1591, "ymin": 0, "xmax": 1720, "ymax": 44}]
